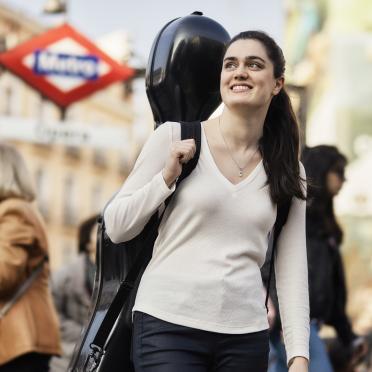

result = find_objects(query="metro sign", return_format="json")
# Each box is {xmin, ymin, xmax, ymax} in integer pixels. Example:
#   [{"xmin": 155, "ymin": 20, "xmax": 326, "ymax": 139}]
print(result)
[
  {"xmin": 0, "ymin": 24, "xmax": 135, "ymax": 108},
  {"xmin": 33, "ymin": 50, "xmax": 99, "ymax": 80}
]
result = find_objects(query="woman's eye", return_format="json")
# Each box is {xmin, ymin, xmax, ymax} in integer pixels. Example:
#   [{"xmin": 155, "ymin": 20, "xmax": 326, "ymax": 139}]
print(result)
[
  {"xmin": 224, "ymin": 62, "xmax": 236, "ymax": 69},
  {"xmin": 248, "ymin": 62, "xmax": 261, "ymax": 69}
]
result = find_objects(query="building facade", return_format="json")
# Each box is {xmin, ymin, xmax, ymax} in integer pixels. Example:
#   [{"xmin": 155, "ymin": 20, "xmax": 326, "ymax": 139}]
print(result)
[
  {"xmin": 284, "ymin": 0, "xmax": 372, "ymax": 334},
  {"xmin": 0, "ymin": 3, "xmax": 145, "ymax": 269}
]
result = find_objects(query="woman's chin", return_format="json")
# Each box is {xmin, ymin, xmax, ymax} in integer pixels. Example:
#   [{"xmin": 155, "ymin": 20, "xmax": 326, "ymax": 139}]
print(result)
[{"xmin": 227, "ymin": 99, "xmax": 261, "ymax": 111}]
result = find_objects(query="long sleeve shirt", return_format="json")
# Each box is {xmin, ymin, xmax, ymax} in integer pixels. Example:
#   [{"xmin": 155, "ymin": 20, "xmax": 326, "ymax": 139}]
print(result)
[{"xmin": 104, "ymin": 121, "xmax": 310, "ymax": 363}]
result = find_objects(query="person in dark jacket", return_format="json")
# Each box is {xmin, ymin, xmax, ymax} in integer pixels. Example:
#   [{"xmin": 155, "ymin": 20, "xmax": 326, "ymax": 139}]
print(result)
[
  {"xmin": 269, "ymin": 145, "xmax": 366, "ymax": 372},
  {"xmin": 305, "ymin": 146, "xmax": 353, "ymax": 346},
  {"xmin": 50, "ymin": 215, "xmax": 98, "ymax": 372}
]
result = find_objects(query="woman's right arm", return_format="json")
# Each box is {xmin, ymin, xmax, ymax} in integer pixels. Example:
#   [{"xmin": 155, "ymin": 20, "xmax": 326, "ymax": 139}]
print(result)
[{"xmin": 104, "ymin": 122, "xmax": 195, "ymax": 243}]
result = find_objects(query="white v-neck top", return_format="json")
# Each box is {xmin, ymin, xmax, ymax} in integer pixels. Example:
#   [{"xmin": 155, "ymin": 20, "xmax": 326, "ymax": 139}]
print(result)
[{"xmin": 104, "ymin": 121, "xmax": 309, "ymax": 363}]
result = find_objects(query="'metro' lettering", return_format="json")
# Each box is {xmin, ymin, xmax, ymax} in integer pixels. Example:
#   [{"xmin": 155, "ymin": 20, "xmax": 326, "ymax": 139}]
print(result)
[{"xmin": 33, "ymin": 50, "xmax": 99, "ymax": 80}]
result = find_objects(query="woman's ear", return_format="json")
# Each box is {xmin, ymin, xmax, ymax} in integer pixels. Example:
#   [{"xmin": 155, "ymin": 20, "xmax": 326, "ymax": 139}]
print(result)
[{"xmin": 273, "ymin": 76, "xmax": 284, "ymax": 96}]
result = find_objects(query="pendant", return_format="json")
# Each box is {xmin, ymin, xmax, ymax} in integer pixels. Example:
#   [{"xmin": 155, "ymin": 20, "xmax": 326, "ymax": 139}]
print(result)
[{"xmin": 239, "ymin": 170, "xmax": 243, "ymax": 177}]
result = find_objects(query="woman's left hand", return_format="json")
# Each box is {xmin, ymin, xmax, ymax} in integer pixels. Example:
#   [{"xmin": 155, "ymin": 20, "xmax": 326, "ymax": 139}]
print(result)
[{"xmin": 288, "ymin": 357, "xmax": 308, "ymax": 372}]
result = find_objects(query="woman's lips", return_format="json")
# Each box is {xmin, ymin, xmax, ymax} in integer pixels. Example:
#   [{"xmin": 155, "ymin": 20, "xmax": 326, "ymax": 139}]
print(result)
[{"xmin": 231, "ymin": 84, "xmax": 253, "ymax": 92}]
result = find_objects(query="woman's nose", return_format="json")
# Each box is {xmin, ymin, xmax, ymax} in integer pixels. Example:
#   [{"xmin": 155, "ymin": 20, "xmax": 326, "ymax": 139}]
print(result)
[{"xmin": 234, "ymin": 66, "xmax": 248, "ymax": 80}]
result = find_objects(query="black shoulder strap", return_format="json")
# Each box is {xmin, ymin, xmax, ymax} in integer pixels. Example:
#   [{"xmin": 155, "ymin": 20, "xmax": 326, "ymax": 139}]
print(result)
[
  {"xmin": 88, "ymin": 121, "xmax": 201, "ymax": 364},
  {"xmin": 264, "ymin": 199, "xmax": 292, "ymax": 312},
  {"xmin": 177, "ymin": 121, "xmax": 201, "ymax": 185},
  {"xmin": 118, "ymin": 121, "xmax": 201, "ymax": 289}
]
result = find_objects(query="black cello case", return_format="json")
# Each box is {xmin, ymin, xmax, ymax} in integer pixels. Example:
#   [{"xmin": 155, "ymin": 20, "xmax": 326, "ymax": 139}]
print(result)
[{"xmin": 68, "ymin": 12, "xmax": 230, "ymax": 372}]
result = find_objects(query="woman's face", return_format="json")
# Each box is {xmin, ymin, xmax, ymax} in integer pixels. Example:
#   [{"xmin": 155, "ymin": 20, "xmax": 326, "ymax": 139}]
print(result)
[
  {"xmin": 326, "ymin": 170, "xmax": 345, "ymax": 196},
  {"xmin": 220, "ymin": 38, "xmax": 283, "ymax": 111}
]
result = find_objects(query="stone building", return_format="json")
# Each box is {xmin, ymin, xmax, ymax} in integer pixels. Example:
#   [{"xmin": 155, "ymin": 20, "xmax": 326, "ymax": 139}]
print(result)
[{"xmin": 0, "ymin": 3, "xmax": 146, "ymax": 269}]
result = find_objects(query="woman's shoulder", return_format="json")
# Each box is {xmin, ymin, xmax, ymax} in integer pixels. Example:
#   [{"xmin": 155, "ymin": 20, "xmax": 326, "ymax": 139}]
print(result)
[
  {"xmin": 141, "ymin": 122, "xmax": 181, "ymax": 151},
  {"xmin": 154, "ymin": 121, "xmax": 181, "ymax": 141}
]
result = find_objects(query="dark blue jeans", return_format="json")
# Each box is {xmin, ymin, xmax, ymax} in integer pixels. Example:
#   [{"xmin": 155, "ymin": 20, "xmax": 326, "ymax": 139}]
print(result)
[
  {"xmin": 269, "ymin": 321, "xmax": 332, "ymax": 372},
  {"xmin": 132, "ymin": 311, "xmax": 269, "ymax": 372}
]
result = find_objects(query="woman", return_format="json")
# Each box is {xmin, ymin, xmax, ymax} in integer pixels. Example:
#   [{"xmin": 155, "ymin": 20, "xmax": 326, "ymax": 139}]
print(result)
[
  {"xmin": 270, "ymin": 145, "xmax": 367, "ymax": 372},
  {"xmin": 105, "ymin": 31, "xmax": 309, "ymax": 372},
  {"xmin": 303, "ymin": 145, "xmax": 365, "ymax": 371},
  {"xmin": 0, "ymin": 143, "xmax": 61, "ymax": 372}
]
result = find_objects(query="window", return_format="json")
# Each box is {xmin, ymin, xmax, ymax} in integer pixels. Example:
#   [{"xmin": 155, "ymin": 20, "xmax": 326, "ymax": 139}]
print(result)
[
  {"xmin": 91, "ymin": 183, "xmax": 103, "ymax": 214},
  {"xmin": 93, "ymin": 148, "xmax": 107, "ymax": 168},
  {"xmin": 4, "ymin": 86, "xmax": 12, "ymax": 115},
  {"xmin": 65, "ymin": 146, "xmax": 81, "ymax": 160},
  {"xmin": 63, "ymin": 174, "xmax": 78, "ymax": 226},
  {"xmin": 35, "ymin": 168, "xmax": 49, "ymax": 219},
  {"xmin": 4, "ymin": 79, "xmax": 21, "ymax": 116},
  {"xmin": 118, "ymin": 154, "xmax": 131, "ymax": 176},
  {"xmin": 123, "ymin": 80, "xmax": 133, "ymax": 100},
  {"xmin": 0, "ymin": 35, "xmax": 6, "ymax": 53}
]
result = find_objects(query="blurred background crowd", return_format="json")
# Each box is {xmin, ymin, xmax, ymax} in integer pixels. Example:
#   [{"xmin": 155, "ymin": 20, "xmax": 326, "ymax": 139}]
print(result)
[{"xmin": 0, "ymin": 0, "xmax": 371, "ymax": 371}]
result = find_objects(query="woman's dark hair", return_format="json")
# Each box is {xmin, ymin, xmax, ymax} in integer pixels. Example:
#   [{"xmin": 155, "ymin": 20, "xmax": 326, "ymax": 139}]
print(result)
[
  {"xmin": 78, "ymin": 215, "xmax": 99, "ymax": 253},
  {"xmin": 227, "ymin": 31, "xmax": 305, "ymax": 205},
  {"xmin": 301, "ymin": 145, "xmax": 347, "ymax": 243}
]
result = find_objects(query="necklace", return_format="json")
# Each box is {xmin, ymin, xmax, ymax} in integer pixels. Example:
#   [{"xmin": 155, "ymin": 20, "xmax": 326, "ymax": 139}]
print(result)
[{"xmin": 218, "ymin": 116, "xmax": 258, "ymax": 177}]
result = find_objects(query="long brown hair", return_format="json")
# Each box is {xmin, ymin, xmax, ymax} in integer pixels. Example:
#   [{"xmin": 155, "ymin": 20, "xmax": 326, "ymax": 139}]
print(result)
[{"xmin": 227, "ymin": 31, "xmax": 306, "ymax": 205}]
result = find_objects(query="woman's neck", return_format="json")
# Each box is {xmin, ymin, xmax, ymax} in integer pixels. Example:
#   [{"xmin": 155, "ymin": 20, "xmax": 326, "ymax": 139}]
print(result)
[{"xmin": 219, "ymin": 108, "xmax": 265, "ymax": 150}]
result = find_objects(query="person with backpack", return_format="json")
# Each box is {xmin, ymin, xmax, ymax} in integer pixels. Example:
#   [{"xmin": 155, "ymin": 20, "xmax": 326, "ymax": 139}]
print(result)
[{"xmin": 104, "ymin": 31, "xmax": 310, "ymax": 372}]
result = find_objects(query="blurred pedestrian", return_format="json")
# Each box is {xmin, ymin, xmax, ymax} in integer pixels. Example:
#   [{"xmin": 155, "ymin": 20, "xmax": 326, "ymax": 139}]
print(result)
[
  {"xmin": 50, "ymin": 215, "xmax": 98, "ymax": 372},
  {"xmin": 104, "ymin": 30, "xmax": 309, "ymax": 372},
  {"xmin": 0, "ymin": 142, "xmax": 61, "ymax": 372},
  {"xmin": 270, "ymin": 145, "xmax": 367, "ymax": 372}
]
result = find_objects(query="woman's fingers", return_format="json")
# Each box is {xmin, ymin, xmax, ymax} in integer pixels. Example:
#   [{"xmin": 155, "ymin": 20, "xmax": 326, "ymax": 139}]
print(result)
[
  {"xmin": 171, "ymin": 139, "xmax": 196, "ymax": 164},
  {"xmin": 163, "ymin": 139, "xmax": 196, "ymax": 186}
]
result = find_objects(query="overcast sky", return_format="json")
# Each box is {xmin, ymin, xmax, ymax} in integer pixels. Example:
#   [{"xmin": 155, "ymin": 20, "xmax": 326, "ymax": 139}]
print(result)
[{"xmin": 4, "ymin": 0, "xmax": 284, "ymax": 62}]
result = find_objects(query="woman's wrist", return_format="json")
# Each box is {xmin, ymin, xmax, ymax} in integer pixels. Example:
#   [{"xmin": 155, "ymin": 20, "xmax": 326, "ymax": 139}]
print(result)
[
  {"xmin": 288, "ymin": 356, "xmax": 309, "ymax": 368},
  {"xmin": 162, "ymin": 169, "xmax": 178, "ymax": 189}
]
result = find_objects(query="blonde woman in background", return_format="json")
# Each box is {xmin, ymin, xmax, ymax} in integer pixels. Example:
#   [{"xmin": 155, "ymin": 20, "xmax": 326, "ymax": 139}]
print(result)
[{"xmin": 0, "ymin": 142, "xmax": 61, "ymax": 372}]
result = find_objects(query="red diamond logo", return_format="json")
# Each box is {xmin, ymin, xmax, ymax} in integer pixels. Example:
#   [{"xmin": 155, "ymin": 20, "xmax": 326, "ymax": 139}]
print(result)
[{"xmin": 0, "ymin": 23, "xmax": 135, "ymax": 108}]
